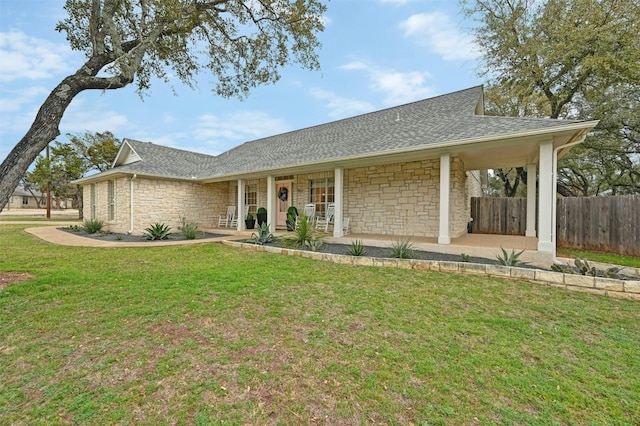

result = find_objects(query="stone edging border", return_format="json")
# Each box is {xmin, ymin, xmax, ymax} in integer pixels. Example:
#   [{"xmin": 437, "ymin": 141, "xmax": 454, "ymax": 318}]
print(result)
[{"xmin": 223, "ymin": 241, "xmax": 640, "ymax": 302}]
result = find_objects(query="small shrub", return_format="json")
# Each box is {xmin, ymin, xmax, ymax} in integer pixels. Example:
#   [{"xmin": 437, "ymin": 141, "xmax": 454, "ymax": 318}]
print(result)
[
  {"xmin": 143, "ymin": 222, "xmax": 172, "ymax": 240},
  {"xmin": 257, "ymin": 207, "xmax": 267, "ymax": 215},
  {"xmin": 496, "ymin": 247, "xmax": 524, "ymax": 267},
  {"xmin": 115, "ymin": 235, "xmax": 123, "ymax": 241},
  {"xmin": 460, "ymin": 253, "xmax": 470, "ymax": 262},
  {"xmin": 304, "ymin": 236, "xmax": 324, "ymax": 251},
  {"xmin": 179, "ymin": 222, "xmax": 200, "ymax": 240},
  {"xmin": 346, "ymin": 240, "xmax": 367, "ymax": 256},
  {"xmin": 251, "ymin": 223, "xmax": 275, "ymax": 245},
  {"xmin": 389, "ymin": 239, "xmax": 415, "ymax": 259},
  {"xmin": 286, "ymin": 206, "xmax": 298, "ymax": 230},
  {"xmin": 82, "ymin": 218, "xmax": 104, "ymax": 234}
]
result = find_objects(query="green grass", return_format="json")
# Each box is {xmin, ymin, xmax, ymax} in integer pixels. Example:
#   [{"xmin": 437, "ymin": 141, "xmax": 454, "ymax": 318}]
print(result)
[
  {"xmin": 557, "ymin": 247, "xmax": 640, "ymax": 269},
  {"xmin": 1, "ymin": 224, "xmax": 639, "ymax": 425}
]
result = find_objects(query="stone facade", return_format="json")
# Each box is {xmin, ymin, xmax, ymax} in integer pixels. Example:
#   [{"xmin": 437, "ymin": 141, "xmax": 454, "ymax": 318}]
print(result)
[
  {"xmin": 345, "ymin": 156, "xmax": 470, "ymax": 238},
  {"xmin": 84, "ymin": 177, "xmax": 221, "ymax": 234},
  {"xmin": 84, "ymin": 156, "xmax": 478, "ymax": 238}
]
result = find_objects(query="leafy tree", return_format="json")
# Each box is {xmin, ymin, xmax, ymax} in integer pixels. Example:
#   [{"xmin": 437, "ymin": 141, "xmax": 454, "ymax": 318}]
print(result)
[
  {"xmin": 559, "ymin": 84, "xmax": 640, "ymax": 196},
  {"xmin": 462, "ymin": 0, "xmax": 640, "ymax": 196},
  {"xmin": 0, "ymin": 0, "xmax": 326, "ymax": 212},
  {"xmin": 25, "ymin": 132, "xmax": 121, "ymax": 216},
  {"xmin": 66, "ymin": 131, "xmax": 121, "ymax": 173}
]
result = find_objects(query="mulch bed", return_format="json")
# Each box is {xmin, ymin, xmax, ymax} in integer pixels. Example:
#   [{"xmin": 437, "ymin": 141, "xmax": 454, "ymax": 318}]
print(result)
[
  {"xmin": 59, "ymin": 227, "xmax": 229, "ymax": 242},
  {"xmin": 247, "ymin": 239, "xmax": 503, "ymax": 265}
]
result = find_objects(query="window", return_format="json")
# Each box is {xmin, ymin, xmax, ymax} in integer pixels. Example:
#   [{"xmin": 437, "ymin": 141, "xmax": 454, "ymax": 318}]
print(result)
[
  {"xmin": 22, "ymin": 196, "xmax": 29, "ymax": 205},
  {"xmin": 107, "ymin": 181, "xmax": 115, "ymax": 221},
  {"xmin": 244, "ymin": 184, "xmax": 257, "ymax": 215},
  {"xmin": 309, "ymin": 178, "xmax": 334, "ymax": 216},
  {"xmin": 90, "ymin": 184, "xmax": 96, "ymax": 219}
]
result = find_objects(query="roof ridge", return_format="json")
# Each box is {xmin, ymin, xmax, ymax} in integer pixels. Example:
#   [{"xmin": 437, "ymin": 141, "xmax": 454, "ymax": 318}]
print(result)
[{"xmin": 124, "ymin": 138, "xmax": 217, "ymax": 159}]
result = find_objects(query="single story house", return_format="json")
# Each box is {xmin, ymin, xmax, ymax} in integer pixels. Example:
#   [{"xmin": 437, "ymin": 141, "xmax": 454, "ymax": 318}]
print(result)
[
  {"xmin": 6, "ymin": 185, "xmax": 46, "ymax": 209},
  {"xmin": 74, "ymin": 86, "xmax": 598, "ymax": 257}
]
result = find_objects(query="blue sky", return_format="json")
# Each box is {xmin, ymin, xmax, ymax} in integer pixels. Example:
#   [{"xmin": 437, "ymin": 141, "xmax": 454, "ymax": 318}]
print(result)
[{"xmin": 0, "ymin": 0, "xmax": 481, "ymax": 164}]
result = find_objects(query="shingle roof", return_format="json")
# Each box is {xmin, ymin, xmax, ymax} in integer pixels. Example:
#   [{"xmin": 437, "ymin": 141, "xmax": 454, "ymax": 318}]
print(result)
[
  {"xmin": 104, "ymin": 86, "xmax": 592, "ymax": 181},
  {"xmin": 12, "ymin": 184, "xmax": 42, "ymax": 197},
  {"xmin": 112, "ymin": 140, "xmax": 217, "ymax": 179}
]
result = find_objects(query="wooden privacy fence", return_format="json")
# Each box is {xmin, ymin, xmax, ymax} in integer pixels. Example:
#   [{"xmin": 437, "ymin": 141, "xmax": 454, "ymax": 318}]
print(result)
[
  {"xmin": 556, "ymin": 195, "xmax": 640, "ymax": 257},
  {"xmin": 470, "ymin": 197, "xmax": 528, "ymax": 235},
  {"xmin": 470, "ymin": 196, "xmax": 640, "ymax": 256}
]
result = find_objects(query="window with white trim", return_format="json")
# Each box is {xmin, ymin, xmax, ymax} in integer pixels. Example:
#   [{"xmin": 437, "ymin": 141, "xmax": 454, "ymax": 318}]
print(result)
[
  {"xmin": 244, "ymin": 184, "xmax": 257, "ymax": 216},
  {"xmin": 107, "ymin": 181, "xmax": 115, "ymax": 221},
  {"xmin": 309, "ymin": 178, "xmax": 334, "ymax": 217},
  {"xmin": 90, "ymin": 184, "xmax": 96, "ymax": 219}
]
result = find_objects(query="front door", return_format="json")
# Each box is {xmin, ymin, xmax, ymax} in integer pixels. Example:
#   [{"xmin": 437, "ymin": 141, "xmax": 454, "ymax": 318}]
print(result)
[{"xmin": 276, "ymin": 182, "xmax": 291, "ymax": 228}]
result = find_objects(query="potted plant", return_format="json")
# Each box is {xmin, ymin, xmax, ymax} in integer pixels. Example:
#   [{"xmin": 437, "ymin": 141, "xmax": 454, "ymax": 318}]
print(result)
[
  {"xmin": 245, "ymin": 213, "xmax": 256, "ymax": 230},
  {"xmin": 256, "ymin": 207, "xmax": 267, "ymax": 226},
  {"xmin": 286, "ymin": 206, "xmax": 298, "ymax": 231}
]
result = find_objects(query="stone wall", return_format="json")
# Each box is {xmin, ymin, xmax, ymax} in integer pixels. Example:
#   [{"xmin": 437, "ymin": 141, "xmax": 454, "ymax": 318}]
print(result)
[
  {"xmin": 84, "ymin": 177, "xmax": 224, "ymax": 234},
  {"xmin": 345, "ymin": 157, "xmax": 469, "ymax": 238}
]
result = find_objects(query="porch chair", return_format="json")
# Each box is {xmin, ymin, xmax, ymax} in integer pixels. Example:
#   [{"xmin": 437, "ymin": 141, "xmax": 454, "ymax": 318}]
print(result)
[
  {"xmin": 303, "ymin": 203, "xmax": 316, "ymax": 225},
  {"xmin": 342, "ymin": 217, "xmax": 350, "ymax": 235},
  {"xmin": 315, "ymin": 203, "xmax": 335, "ymax": 233},
  {"xmin": 217, "ymin": 206, "xmax": 236, "ymax": 228},
  {"xmin": 295, "ymin": 203, "xmax": 317, "ymax": 229}
]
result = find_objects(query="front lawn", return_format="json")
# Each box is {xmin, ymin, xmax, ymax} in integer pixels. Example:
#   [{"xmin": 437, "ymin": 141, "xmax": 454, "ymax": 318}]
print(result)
[{"xmin": 1, "ymin": 224, "xmax": 638, "ymax": 425}]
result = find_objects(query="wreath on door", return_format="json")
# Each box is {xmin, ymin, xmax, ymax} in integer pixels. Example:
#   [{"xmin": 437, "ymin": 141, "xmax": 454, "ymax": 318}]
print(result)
[{"xmin": 278, "ymin": 187, "xmax": 288, "ymax": 201}]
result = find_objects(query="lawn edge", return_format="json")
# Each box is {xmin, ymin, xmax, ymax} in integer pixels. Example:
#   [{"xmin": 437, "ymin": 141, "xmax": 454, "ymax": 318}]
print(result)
[{"xmin": 223, "ymin": 240, "xmax": 640, "ymax": 302}]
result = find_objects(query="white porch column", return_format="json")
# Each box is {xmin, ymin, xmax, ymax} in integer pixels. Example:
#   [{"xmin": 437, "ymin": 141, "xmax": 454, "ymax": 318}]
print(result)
[
  {"xmin": 333, "ymin": 167, "xmax": 344, "ymax": 238},
  {"xmin": 438, "ymin": 153, "xmax": 451, "ymax": 245},
  {"xmin": 237, "ymin": 179, "xmax": 245, "ymax": 231},
  {"xmin": 526, "ymin": 164, "xmax": 537, "ymax": 237},
  {"xmin": 267, "ymin": 175, "xmax": 276, "ymax": 231},
  {"xmin": 537, "ymin": 141, "xmax": 554, "ymax": 252}
]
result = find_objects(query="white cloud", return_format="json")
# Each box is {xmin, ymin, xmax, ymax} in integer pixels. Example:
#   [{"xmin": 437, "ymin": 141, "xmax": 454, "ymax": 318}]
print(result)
[
  {"xmin": 339, "ymin": 61, "xmax": 434, "ymax": 106},
  {"xmin": 0, "ymin": 86, "xmax": 49, "ymax": 113},
  {"xmin": 379, "ymin": 0, "xmax": 411, "ymax": 6},
  {"xmin": 309, "ymin": 88, "xmax": 375, "ymax": 118},
  {"xmin": 61, "ymin": 99, "xmax": 129, "ymax": 134},
  {"xmin": 0, "ymin": 31, "xmax": 73, "ymax": 82},
  {"xmin": 193, "ymin": 110, "xmax": 291, "ymax": 153},
  {"xmin": 399, "ymin": 12, "xmax": 479, "ymax": 61}
]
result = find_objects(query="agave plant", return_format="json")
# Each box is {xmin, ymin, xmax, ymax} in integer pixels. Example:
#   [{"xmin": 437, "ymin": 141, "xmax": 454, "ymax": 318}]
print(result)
[
  {"xmin": 496, "ymin": 247, "xmax": 524, "ymax": 266},
  {"xmin": 251, "ymin": 223, "xmax": 275, "ymax": 245},
  {"xmin": 346, "ymin": 239, "xmax": 367, "ymax": 256},
  {"xmin": 143, "ymin": 222, "xmax": 172, "ymax": 240},
  {"xmin": 179, "ymin": 222, "xmax": 200, "ymax": 240},
  {"xmin": 388, "ymin": 239, "xmax": 415, "ymax": 259},
  {"xmin": 282, "ymin": 214, "xmax": 318, "ymax": 248}
]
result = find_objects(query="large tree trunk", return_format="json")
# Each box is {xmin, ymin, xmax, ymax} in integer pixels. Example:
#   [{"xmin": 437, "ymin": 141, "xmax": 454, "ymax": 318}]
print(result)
[
  {"xmin": 0, "ymin": 77, "xmax": 84, "ymax": 212},
  {"xmin": 0, "ymin": 51, "xmax": 133, "ymax": 213}
]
